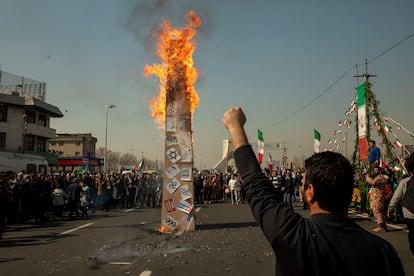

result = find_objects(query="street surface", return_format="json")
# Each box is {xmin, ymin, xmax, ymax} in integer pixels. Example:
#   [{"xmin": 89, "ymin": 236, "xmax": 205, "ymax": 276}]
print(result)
[{"xmin": 1, "ymin": 202, "xmax": 413, "ymax": 276}]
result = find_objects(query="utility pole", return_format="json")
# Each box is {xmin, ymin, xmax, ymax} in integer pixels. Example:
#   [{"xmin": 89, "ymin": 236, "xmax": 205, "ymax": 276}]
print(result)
[
  {"xmin": 354, "ymin": 58, "xmax": 377, "ymax": 146},
  {"xmin": 104, "ymin": 104, "xmax": 116, "ymax": 172},
  {"xmin": 354, "ymin": 58, "xmax": 377, "ymax": 83},
  {"xmin": 353, "ymin": 59, "xmax": 377, "ymax": 163},
  {"xmin": 353, "ymin": 58, "xmax": 395, "ymax": 168},
  {"xmin": 282, "ymin": 140, "xmax": 288, "ymax": 169}
]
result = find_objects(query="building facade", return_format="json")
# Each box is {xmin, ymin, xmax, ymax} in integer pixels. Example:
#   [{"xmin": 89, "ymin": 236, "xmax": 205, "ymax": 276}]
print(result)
[
  {"xmin": 49, "ymin": 133, "xmax": 97, "ymax": 157},
  {"xmin": 0, "ymin": 93, "xmax": 63, "ymax": 161},
  {"xmin": 49, "ymin": 133, "xmax": 102, "ymax": 172},
  {"xmin": 0, "ymin": 70, "xmax": 103, "ymax": 172}
]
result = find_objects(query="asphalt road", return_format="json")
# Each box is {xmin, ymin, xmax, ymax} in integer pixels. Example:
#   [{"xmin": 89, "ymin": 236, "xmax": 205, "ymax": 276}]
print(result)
[{"xmin": 1, "ymin": 202, "xmax": 413, "ymax": 276}]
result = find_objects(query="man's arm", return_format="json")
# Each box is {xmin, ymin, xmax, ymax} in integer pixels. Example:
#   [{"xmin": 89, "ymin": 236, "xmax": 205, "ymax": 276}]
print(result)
[
  {"xmin": 387, "ymin": 177, "xmax": 407, "ymax": 219},
  {"xmin": 222, "ymin": 107, "xmax": 302, "ymax": 246},
  {"xmin": 365, "ymin": 175, "xmax": 374, "ymax": 185},
  {"xmin": 222, "ymin": 107, "xmax": 249, "ymax": 151},
  {"xmin": 389, "ymin": 178, "xmax": 406, "ymax": 209}
]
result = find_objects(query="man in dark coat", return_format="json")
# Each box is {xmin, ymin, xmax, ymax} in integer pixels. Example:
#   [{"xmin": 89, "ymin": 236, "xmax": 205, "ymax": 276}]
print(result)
[
  {"xmin": 222, "ymin": 106, "xmax": 404, "ymax": 276},
  {"xmin": 67, "ymin": 177, "xmax": 81, "ymax": 218}
]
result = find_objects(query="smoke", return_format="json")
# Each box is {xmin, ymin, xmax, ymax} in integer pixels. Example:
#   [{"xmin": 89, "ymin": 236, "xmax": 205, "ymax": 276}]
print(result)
[
  {"xmin": 124, "ymin": 0, "xmax": 215, "ymax": 52},
  {"xmin": 124, "ymin": 0, "xmax": 164, "ymax": 52}
]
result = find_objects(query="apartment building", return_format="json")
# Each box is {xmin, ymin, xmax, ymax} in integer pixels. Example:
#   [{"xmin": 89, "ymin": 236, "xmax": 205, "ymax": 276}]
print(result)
[
  {"xmin": 0, "ymin": 93, "xmax": 63, "ymax": 163},
  {"xmin": 49, "ymin": 133, "xmax": 102, "ymax": 171}
]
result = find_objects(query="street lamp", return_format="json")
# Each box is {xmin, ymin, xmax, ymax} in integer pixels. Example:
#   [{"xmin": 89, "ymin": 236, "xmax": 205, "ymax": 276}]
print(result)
[{"xmin": 104, "ymin": 104, "xmax": 116, "ymax": 172}]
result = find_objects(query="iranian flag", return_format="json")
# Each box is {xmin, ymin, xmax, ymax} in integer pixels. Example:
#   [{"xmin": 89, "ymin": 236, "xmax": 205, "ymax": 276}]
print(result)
[
  {"xmin": 136, "ymin": 159, "xmax": 145, "ymax": 172},
  {"xmin": 257, "ymin": 129, "xmax": 264, "ymax": 164},
  {"xmin": 380, "ymin": 157, "xmax": 387, "ymax": 168},
  {"xmin": 268, "ymin": 153, "xmax": 273, "ymax": 171},
  {"xmin": 357, "ymin": 84, "xmax": 368, "ymax": 160},
  {"xmin": 314, "ymin": 129, "xmax": 321, "ymax": 154},
  {"xmin": 394, "ymin": 139, "xmax": 402, "ymax": 148}
]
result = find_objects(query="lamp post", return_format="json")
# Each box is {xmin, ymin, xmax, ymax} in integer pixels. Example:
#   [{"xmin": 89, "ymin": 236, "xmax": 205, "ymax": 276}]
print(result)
[{"xmin": 104, "ymin": 104, "xmax": 116, "ymax": 172}]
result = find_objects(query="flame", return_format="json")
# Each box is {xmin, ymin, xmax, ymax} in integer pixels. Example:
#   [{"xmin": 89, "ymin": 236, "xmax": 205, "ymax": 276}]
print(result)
[{"xmin": 144, "ymin": 11, "xmax": 201, "ymax": 127}]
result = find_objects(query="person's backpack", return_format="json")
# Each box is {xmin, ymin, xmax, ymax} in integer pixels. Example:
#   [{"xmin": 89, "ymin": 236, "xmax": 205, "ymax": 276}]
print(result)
[{"xmin": 402, "ymin": 176, "xmax": 414, "ymax": 213}]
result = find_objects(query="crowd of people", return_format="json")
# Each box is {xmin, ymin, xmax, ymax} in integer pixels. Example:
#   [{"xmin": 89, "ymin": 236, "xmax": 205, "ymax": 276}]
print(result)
[
  {"xmin": 192, "ymin": 172, "xmax": 246, "ymax": 205},
  {"xmin": 1, "ymin": 165, "xmax": 307, "ymax": 239},
  {"xmin": 192, "ymin": 168, "xmax": 305, "ymax": 208},
  {"xmin": 1, "ymin": 138, "xmax": 413, "ymax": 265},
  {"xmin": 0, "ymin": 170, "xmax": 162, "ymax": 239},
  {"xmin": 1, "ymin": 157, "xmax": 407, "ymax": 237}
]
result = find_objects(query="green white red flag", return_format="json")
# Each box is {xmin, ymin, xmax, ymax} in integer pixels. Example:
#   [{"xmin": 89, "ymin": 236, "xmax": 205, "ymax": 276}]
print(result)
[
  {"xmin": 136, "ymin": 159, "xmax": 145, "ymax": 172},
  {"xmin": 314, "ymin": 129, "xmax": 321, "ymax": 154},
  {"xmin": 380, "ymin": 157, "xmax": 386, "ymax": 168},
  {"xmin": 257, "ymin": 129, "xmax": 264, "ymax": 164},
  {"xmin": 357, "ymin": 84, "xmax": 368, "ymax": 160},
  {"xmin": 268, "ymin": 153, "xmax": 273, "ymax": 171},
  {"xmin": 394, "ymin": 139, "xmax": 402, "ymax": 148}
]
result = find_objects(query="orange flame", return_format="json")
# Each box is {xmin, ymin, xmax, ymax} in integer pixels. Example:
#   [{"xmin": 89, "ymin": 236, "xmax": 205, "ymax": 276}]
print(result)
[{"xmin": 144, "ymin": 11, "xmax": 201, "ymax": 127}]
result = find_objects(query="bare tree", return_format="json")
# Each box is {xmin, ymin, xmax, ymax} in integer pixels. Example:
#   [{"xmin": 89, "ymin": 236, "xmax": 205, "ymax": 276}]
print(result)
[
  {"xmin": 95, "ymin": 147, "xmax": 105, "ymax": 158},
  {"xmin": 119, "ymin": 152, "xmax": 138, "ymax": 167},
  {"xmin": 95, "ymin": 146, "xmax": 163, "ymax": 173},
  {"xmin": 107, "ymin": 151, "xmax": 120, "ymax": 172}
]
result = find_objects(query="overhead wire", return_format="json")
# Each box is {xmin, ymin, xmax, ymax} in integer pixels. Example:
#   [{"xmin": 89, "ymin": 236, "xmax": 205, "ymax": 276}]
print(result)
[
  {"xmin": 262, "ymin": 31, "xmax": 414, "ymax": 129},
  {"xmin": 367, "ymin": 32, "xmax": 414, "ymax": 64},
  {"xmin": 262, "ymin": 66, "xmax": 354, "ymax": 129}
]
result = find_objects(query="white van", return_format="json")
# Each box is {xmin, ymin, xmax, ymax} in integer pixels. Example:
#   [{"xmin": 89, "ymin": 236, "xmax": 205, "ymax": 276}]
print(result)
[{"xmin": 0, "ymin": 152, "xmax": 49, "ymax": 174}]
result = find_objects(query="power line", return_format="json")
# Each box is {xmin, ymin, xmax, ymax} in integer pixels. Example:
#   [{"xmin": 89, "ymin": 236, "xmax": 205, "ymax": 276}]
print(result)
[
  {"xmin": 263, "ymin": 66, "xmax": 354, "ymax": 129},
  {"xmin": 263, "ymin": 31, "xmax": 414, "ymax": 129},
  {"xmin": 368, "ymin": 32, "xmax": 414, "ymax": 64}
]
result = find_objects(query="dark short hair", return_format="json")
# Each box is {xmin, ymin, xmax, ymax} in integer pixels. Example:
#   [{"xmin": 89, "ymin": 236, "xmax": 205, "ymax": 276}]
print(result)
[
  {"xmin": 405, "ymin": 152, "xmax": 414, "ymax": 173},
  {"xmin": 370, "ymin": 140, "xmax": 376, "ymax": 144},
  {"xmin": 304, "ymin": 152, "xmax": 354, "ymax": 213}
]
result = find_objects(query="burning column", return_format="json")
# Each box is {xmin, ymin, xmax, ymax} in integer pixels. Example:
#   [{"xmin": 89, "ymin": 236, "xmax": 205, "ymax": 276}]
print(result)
[{"xmin": 144, "ymin": 11, "xmax": 201, "ymax": 232}]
